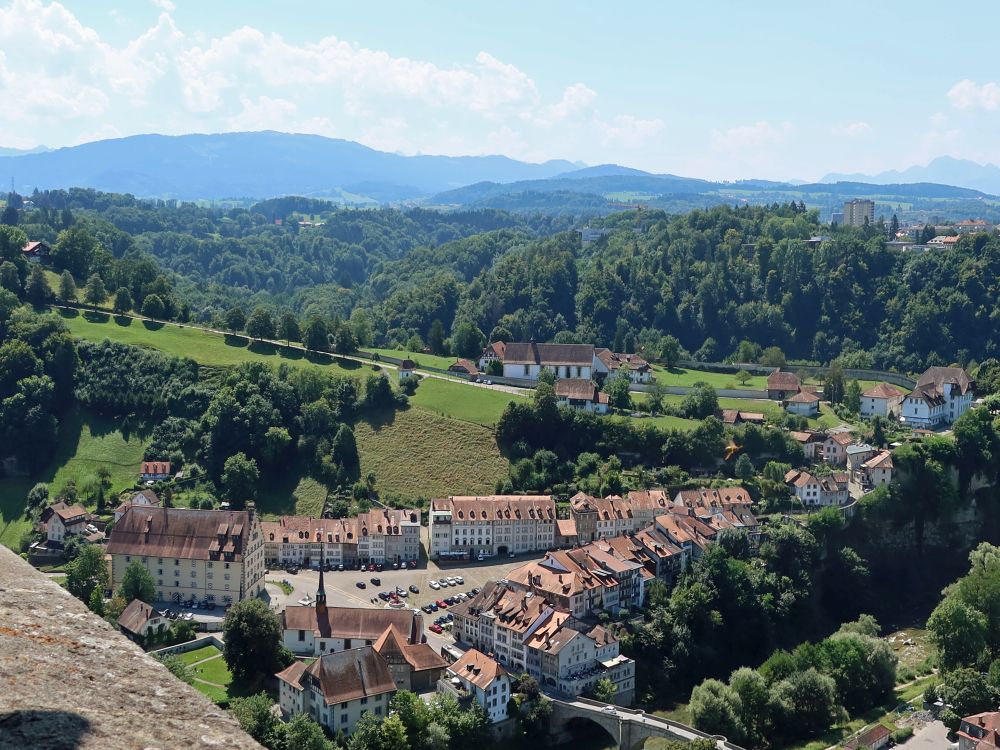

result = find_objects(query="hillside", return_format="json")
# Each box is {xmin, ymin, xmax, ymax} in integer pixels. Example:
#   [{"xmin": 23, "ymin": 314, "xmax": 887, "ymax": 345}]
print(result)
[
  {"xmin": 823, "ymin": 156, "xmax": 1000, "ymax": 195},
  {"xmin": 0, "ymin": 131, "xmax": 581, "ymax": 201}
]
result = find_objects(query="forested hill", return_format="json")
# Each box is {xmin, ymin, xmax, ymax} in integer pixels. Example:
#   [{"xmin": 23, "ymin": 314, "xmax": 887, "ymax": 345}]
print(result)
[{"xmin": 5, "ymin": 189, "xmax": 1000, "ymax": 372}]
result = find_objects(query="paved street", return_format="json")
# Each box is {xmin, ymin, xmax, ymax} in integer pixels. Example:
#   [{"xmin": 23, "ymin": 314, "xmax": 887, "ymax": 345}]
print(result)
[{"xmin": 907, "ymin": 721, "xmax": 953, "ymax": 750}]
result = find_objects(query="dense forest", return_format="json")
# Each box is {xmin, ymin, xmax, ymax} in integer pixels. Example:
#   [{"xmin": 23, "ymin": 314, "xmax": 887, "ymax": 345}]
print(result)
[{"xmin": 5, "ymin": 189, "xmax": 1000, "ymax": 372}]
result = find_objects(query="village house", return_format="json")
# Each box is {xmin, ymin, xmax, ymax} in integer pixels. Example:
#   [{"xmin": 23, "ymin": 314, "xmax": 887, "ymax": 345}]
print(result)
[
  {"xmin": 901, "ymin": 366, "xmax": 974, "ymax": 428},
  {"xmin": 653, "ymin": 513, "xmax": 716, "ymax": 561},
  {"xmin": 856, "ymin": 450, "xmax": 893, "ymax": 491},
  {"xmin": 398, "ymin": 359, "xmax": 417, "ymax": 379},
  {"xmin": 861, "ymin": 383, "xmax": 906, "ymax": 420},
  {"xmin": 959, "ymin": 711, "xmax": 1000, "ymax": 750},
  {"xmin": 594, "ymin": 348, "xmax": 653, "ymax": 383},
  {"xmin": 720, "ymin": 409, "xmax": 766, "ymax": 425},
  {"xmin": 139, "ymin": 461, "xmax": 172, "ymax": 483},
  {"xmin": 261, "ymin": 509, "xmax": 421, "ymax": 568},
  {"xmin": 40, "ymin": 502, "xmax": 90, "ymax": 544},
  {"xmin": 114, "ymin": 489, "xmax": 160, "ymax": 522},
  {"xmin": 554, "ymin": 378, "xmax": 610, "ymax": 413},
  {"xmin": 767, "ymin": 370, "xmax": 800, "ymax": 400},
  {"xmin": 276, "ymin": 646, "xmax": 396, "ymax": 736},
  {"xmin": 789, "ymin": 430, "xmax": 825, "ymax": 461},
  {"xmin": 448, "ymin": 358, "xmax": 479, "ymax": 378},
  {"xmin": 21, "ymin": 240, "xmax": 51, "ymax": 262},
  {"xmin": 821, "ymin": 431, "xmax": 854, "ymax": 465},
  {"xmin": 282, "ymin": 598, "xmax": 424, "ymax": 657},
  {"xmin": 106, "ymin": 507, "xmax": 265, "ymax": 606},
  {"xmin": 428, "ymin": 495, "xmax": 556, "ymax": 560},
  {"xmin": 439, "ymin": 648, "xmax": 512, "ymax": 724},
  {"xmin": 928, "ymin": 235, "xmax": 961, "ymax": 248},
  {"xmin": 785, "ymin": 470, "xmax": 849, "ymax": 507},
  {"xmin": 845, "ymin": 443, "xmax": 878, "ymax": 473},
  {"xmin": 554, "ymin": 518, "xmax": 578, "ymax": 548},
  {"xmin": 117, "ymin": 598, "xmax": 169, "ymax": 643},
  {"xmin": 477, "ymin": 341, "xmax": 506, "ymax": 372},
  {"xmin": 785, "ymin": 390, "xmax": 820, "ymax": 416},
  {"xmin": 373, "ymin": 625, "xmax": 448, "ymax": 691},
  {"xmin": 843, "ymin": 724, "xmax": 891, "ymax": 750}
]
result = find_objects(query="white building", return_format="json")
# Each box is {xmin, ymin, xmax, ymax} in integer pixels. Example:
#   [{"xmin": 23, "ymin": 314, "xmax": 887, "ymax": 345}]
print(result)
[
  {"xmin": 901, "ymin": 367, "xmax": 974, "ymax": 428},
  {"xmin": 861, "ymin": 383, "xmax": 906, "ymax": 420},
  {"xmin": 857, "ymin": 450, "xmax": 894, "ymax": 490},
  {"xmin": 785, "ymin": 470, "xmax": 849, "ymax": 507},
  {"xmin": 41, "ymin": 502, "xmax": 89, "ymax": 544},
  {"xmin": 441, "ymin": 648, "xmax": 512, "ymax": 723},
  {"xmin": 785, "ymin": 391, "xmax": 820, "ymax": 416},
  {"xmin": 428, "ymin": 495, "xmax": 555, "ymax": 560},
  {"xmin": 276, "ymin": 647, "xmax": 396, "ymax": 736},
  {"xmin": 594, "ymin": 348, "xmax": 653, "ymax": 384},
  {"xmin": 554, "ymin": 379, "xmax": 609, "ymax": 413},
  {"xmin": 498, "ymin": 342, "xmax": 596, "ymax": 382}
]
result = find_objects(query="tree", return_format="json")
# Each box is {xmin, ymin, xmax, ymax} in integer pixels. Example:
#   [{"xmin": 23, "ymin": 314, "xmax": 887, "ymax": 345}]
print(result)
[
  {"xmin": 759, "ymin": 346, "xmax": 786, "ymax": 368},
  {"xmin": 222, "ymin": 601, "xmax": 291, "ymax": 683},
  {"xmin": 824, "ymin": 362, "xmax": 845, "ymax": 404},
  {"xmin": 735, "ymin": 369, "xmax": 752, "ymax": 386},
  {"xmin": 660, "ymin": 335, "xmax": 682, "ymax": 368},
  {"xmin": 1, "ymin": 204, "xmax": 17, "ymax": 225},
  {"xmin": 690, "ymin": 679, "xmax": 746, "ymax": 744},
  {"xmin": 229, "ymin": 691, "xmax": 283, "ymax": 746},
  {"xmin": 939, "ymin": 668, "xmax": 994, "ymax": 715},
  {"xmin": 427, "ymin": 318, "xmax": 447, "ymax": 355},
  {"xmin": 278, "ymin": 311, "xmax": 301, "ymax": 344},
  {"xmin": 24, "ymin": 264, "xmax": 51, "ymax": 304},
  {"xmin": 333, "ymin": 322, "xmax": 357, "ymax": 354},
  {"xmin": 117, "ymin": 561, "xmax": 156, "ymax": 603},
  {"xmin": 452, "ymin": 321, "xmax": 485, "ymax": 359},
  {"xmin": 734, "ymin": 453, "xmax": 754, "ymax": 481},
  {"xmin": 58, "ymin": 271, "xmax": 76, "ymax": 302},
  {"xmin": 262, "ymin": 426, "xmax": 292, "ymax": 464},
  {"xmin": 224, "ymin": 306, "xmax": 246, "ymax": 332},
  {"xmin": 141, "ymin": 293, "xmax": 164, "ymax": 319},
  {"xmin": 0, "ymin": 261, "xmax": 19, "ymax": 294},
  {"xmin": 927, "ymin": 597, "xmax": 988, "ymax": 670},
  {"xmin": 53, "ymin": 225, "xmax": 98, "ymax": 278},
  {"xmin": 769, "ymin": 668, "xmax": 840, "ymax": 739},
  {"xmin": 330, "ymin": 424, "xmax": 360, "ymax": 480},
  {"xmin": 604, "ymin": 369, "xmax": 633, "ymax": 410},
  {"xmin": 591, "ymin": 677, "xmax": 618, "ymax": 703},
  {"xmin": 303, "ymin": 315, "xmax": 330, "ymax": 351},
  {"xmin": 844, "ymin": 380, "xmax": 862, "ymax": 413},
  {"xmin": 222, "ymin": 452, "xmax": 259, "ymax": 508},
  {"xmin": 65, "ymin": 544, "xmax": 109, "ymax": 603},
  {"xmin": 82, "ymin": 273, "xmax": 106, "ymax": 308},
  {"xmin": 281, "ymin": 714, "xmax": 336, "ymax": 750},
  {"xmin": 871, "ymin": 416, "xmax": 887, "ymax": 447},
  {"xmin": 681, "ymin": 382, "xmax": 719, "ymax": 419},
  {"xmin": 647, "ymin": 381, "xmax": 666, "ymax": 415},
  {"xmin": 113, "ymin": 287, "xmax": 133, "ymax": 314},
  {"xmin": 728, "ymin": 668, "xmax": 770, "ymax": 747},
  {"xmin": 245, "ymin": 307, "xmax": 275, "ymax": 340},
  {"xmin": 88, "ymin": 586, "xmax": 105, "ymax": 617}
]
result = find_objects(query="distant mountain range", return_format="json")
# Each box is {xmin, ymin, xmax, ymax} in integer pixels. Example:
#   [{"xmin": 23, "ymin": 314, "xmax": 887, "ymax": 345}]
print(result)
[
  {"xmin": 822, "ymin": 156, "xmax": 1000, "ymax": 196},
  {"xmin": 0, "ymin": 131, "xmax": 582, "ymax": 201},
  {"xmin": 0, "ymin": 145, "xmax": 49, "ymax": 157}
]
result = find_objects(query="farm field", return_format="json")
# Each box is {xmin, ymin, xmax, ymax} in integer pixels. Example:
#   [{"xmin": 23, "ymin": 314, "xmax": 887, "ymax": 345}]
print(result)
[
  {"xmin": 366, "ymin": 347, "xmax": 457, "ymax": 370},
  {"xmin": 0, "ymin": 408, "xmax": 148, "ymax": 549},
  {"xmin": 58, "ymin": 309, "xmax": 367, "ymax": 379},
  {"xmin": 409, "ymin": 377, "xmax": 523, "ymax": 426},
  {"xmin": 354, "ymin": 407, "xmax": 508, "ymax": 499},
  {"xmin": 649, "ymin": 365, "xmax": 768, "ymax": 390}
]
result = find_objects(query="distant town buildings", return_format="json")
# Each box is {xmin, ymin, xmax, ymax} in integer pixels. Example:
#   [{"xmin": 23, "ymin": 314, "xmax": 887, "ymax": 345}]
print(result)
[
  {"xmin": 842, "ymin": 199, "xmax": 875, "ymax": 227},
  {"xmin": 428, "ymin": 495, "xmax": 556, "ymax": 560}
]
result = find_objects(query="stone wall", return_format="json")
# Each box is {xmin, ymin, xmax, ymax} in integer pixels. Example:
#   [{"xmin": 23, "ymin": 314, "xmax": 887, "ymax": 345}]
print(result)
[{"xmin": 0, "ymin": 545, "xmax": 262, "ymax": 749}]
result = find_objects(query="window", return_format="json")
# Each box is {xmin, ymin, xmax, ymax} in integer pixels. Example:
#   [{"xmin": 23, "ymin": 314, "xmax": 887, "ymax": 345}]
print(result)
[
  {"xmin": 125, "ymin": 556, "xmax": 130, "ymax": 562},
  {"xmin": 341, "ymin": 715, "xmax": 348, "ymax": 724},
  {"xmin": 298, "ymin": 630, "xmax": 306, "ymax": 642}
]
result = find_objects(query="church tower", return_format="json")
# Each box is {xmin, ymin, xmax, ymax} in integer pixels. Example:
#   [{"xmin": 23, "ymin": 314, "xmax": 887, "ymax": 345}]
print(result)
[{"xmin": 315, "ymin": 552, "xmax": 327, "ymax": 619}]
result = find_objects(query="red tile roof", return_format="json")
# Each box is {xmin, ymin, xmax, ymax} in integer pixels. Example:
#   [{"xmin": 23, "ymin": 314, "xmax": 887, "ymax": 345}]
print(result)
[
  {"xmin": 768, "ymin": 371, "xmax": 800, "ymax": 389},
  {"xmin": 863, "ymin": 382, "xmax": 905, "ymax": 398}
]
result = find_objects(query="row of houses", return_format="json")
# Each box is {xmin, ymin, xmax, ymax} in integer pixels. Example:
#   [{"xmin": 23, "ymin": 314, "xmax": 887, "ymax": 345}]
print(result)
[
  {"xmin": 477, "ymin": 341, "xmax": 653, "ymax": 384},
  {"xmin": 260, "ymin": 509, "xmax": 421, "ymax": 567}
]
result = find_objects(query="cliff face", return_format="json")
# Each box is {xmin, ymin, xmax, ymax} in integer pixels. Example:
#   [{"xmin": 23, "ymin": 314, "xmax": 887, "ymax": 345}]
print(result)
[{"xmin": 0, "ymin": 545, "xmax": 262, "ymax": 750}]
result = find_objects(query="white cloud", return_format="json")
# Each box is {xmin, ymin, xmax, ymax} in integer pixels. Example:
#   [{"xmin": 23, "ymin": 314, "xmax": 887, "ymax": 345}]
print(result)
[
  {"xmin": 947, "ymin": 79, "xmax": 1000, "ymax": 111},
  {"xmin": 596, "ymin": 114, "xmax": 665, "ymax": 149},
  {"xmin": 151, "ymin": 0, "xmax": 175, "ymax": 11},
  {"xmin": 830, "ymin": 121, "xmax": 872, "ymax": 137},
  {"xmin": 710, "ymin": 120, "xmax": 792, "ymax": 151}
]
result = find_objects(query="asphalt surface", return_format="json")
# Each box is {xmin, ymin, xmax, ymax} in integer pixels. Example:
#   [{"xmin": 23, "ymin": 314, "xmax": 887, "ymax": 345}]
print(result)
[{"xmin": 907, "ymin": 721, "xmax": 953, "ymax": 750}]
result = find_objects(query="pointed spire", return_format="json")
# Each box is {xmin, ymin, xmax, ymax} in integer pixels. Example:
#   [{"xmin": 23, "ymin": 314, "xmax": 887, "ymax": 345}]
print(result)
[{"xmin": 316, "ymin": 548, "xmax": 327, "ymax": 613}]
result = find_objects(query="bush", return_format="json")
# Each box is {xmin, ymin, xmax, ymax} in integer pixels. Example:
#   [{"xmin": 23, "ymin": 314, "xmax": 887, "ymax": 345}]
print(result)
[
  {"xmin": 891, "ymin": 727, "xmax": 914, "ymax": 744},
  {"xmin": 940, "ymin": 708, "xmax": 960, "ymax": 733}
]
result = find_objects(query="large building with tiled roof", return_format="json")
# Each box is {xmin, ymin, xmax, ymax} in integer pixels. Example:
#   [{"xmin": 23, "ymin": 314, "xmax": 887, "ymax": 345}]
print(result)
[
  {"xmin": 861, "ymin": 382, "xmax": 906, "ymax": 419},
  {"xmin": 107, "ymin": 507, "xmax": 265, "ymax": 605},
  {"xmin": 440, "ymin": 648, "xmax": 513, "ymax": 723},
  {"xmin": 959, "ymin": 711, "xmax": 1000, "ymax": 750},
  {"xmin": 373, "ymin": 625, "xmax": 448, "ymax": 691},
  {"xmin": 276, "ymin": 646, "xmax": 396, "ymax": 735},
  {"xmin": 282, "ymin": 603, "xmax": 424, "ymax": 656},
  {"xmin": 428, "ymin": 495, "xmax": 555, "ymax": 559},
  {"xmin": 594, "ymin": 348, "xmax": 653, "ymax": 383},
  {"xmin": 260, "ymin": 508, "xmax": 420, "ymax": 567},
  {"xmin": 902, "ymin": 366, "xmax": 974, "ymax": 427}
]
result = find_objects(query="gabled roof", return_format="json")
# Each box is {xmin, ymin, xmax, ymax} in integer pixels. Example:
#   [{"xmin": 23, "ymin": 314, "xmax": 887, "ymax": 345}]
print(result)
[
  {"xmin": 555, "ymin": 378, "xmax": 606, "ymax": 402},
  {"xmin": 140, "ymin": 461, "xmax": 171, "ymax": 476},
  {"xmin": 108, "ymin": 507, "xmax": 253, "ymax": 561},
  {"xmin": 827, "ymin": 431, "xmax": 854, "ymax": 446},
  {"xmin": 917, "ymin": 366, "xmax": 974, "ymax": 396},
  {"xmin": 449, "ymin": 358, "xmax": 479, "ymax": 375},
  {"xmin": 448, "ymin": 648, "xmax": 507, "ymax": 691},
  {"xmin": 863, "ymin": 382, "xmax": 905, "ymax": 399},
  {"xmin": 502, "ymin": 342, "xmax": 595, "ymax": 366},
  {"xmin": 862, "ymin": 450, "xmax": 893, "ymax": 471},
  {"xmin": 481, "ymin": 341, "xmax": 506, "ymax": 359},
  {"xmin": 788, "ymin": 390, "xmax": 820, "ymax": 404},
  {"xmin": 594, "ymin": 348, "xmax": 650, "ymax": 372},
  {"xmin": 556, "ymin": 518, "xmax": 578, "ymax": 538},
  {"xmin": 47, "ymin": 502, "xmax": 88, "ymax": 523},
  {"xmin": 767, "ymin": 371, "xmax": 800, "ymax": 389},
  {"xmin": 282, "ymin": 605, "xmax": 422, "ymax": 641},
  {"xmin": 431, "ymin": 496, "xmax": 556, "ymax": 521},
  {"xmin": 908, "ymin": 384, "xmax": 946, "ymax": 406},
  {"xmin": 844, "ymin": 724, "xmax": 891, "ymax": 750},
  {"xmin": 399, "ymin": 359, "xmax": 417, "ymax": 370},
  {"xmin": 277, "ymin": 646, "xmax": 396, "ymax": 704},
  {"xmin": 118, "ymin": 598, "xmax": 158, "ymax": 635}
]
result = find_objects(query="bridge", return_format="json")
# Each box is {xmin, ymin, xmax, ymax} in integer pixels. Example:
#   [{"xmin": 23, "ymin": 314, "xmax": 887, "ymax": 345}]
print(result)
[{"xmin": 548, "ymin": 696, "xmax": 746, "ymax": 750}]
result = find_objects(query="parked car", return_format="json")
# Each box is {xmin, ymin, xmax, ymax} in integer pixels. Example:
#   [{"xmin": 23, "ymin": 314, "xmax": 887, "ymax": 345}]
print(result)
[
  {"xmin": 356, "ymin": 581, "xmax": 366, "ymax": 589},
  {"xmin": 435, "ymin": 599, "xmax": 448, "ymax": 608},
  {"xmin": 429, "ymin": 580, "xmax": 441, "ymax": 590},
  {"xmin": 378, "ymin": 591, "xmax": 391, "ymax": 601},
  {"xmin": 508, "ymin": 552, "xmax": 515, "ymax": 559},
  {"xmin": 371, "ymin": 577, "xmax": 381, "ymax": 586},
  {"xmin": 470, "ymin": 587, "xmax": 481, "ymax": 595},
  {"xmin": 429, "ymin": 603, "xmax": 439, "ymax": 612},
  {"xmin": 429, "ymin": 624, "xmax": 444, "ymax": 634},
  {"xmin": 337, "ymin": 564, "xmax": 345, "ymax": 572},
  {"xmin": 408, "ymin": 560, "xmax": 417, "ymax": 569},
  {"xmin": 421, "ymin": 605, "xmax": 434, "ymax": 614},
  {"xmin": 409, "ymin": 584, "xmax": 420, "ymax": 594},
  {"xmin": 392, "ymin": 562, "xmax": 399, "ymax": 570},
  {"xmin": 454, "ymin": 575, "xmax": 464, "ymax": 585}
]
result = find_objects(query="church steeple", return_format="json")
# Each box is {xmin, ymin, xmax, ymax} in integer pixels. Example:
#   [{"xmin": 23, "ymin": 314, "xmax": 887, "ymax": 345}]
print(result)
[{"xmin": 315, "ymin": 551, "xmax": 327, "ymax": 617}]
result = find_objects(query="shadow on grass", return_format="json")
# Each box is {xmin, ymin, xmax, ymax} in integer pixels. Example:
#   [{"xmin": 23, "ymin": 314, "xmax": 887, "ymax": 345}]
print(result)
[
  {"xmin": 256, "ymin": 454, "xmax": 317, "ymax": 516},
  {"xmin": 355, "ymin": 407, "xmax": 399, "ymax": 432},
  {"xmin": 223, "ymin": 333, "xmax": 248, "ymax": 348},
  {"xmin": 142, "ymin": 320, "xmax": 164, "ymax": 331},
  {"xmin": 277, "ymin": 345, "xmax": 305, "ymax": 361},
  {"xmin": 248, "ymin": 340, "xmax": 278, "ymax": 356},
  {"xmin": 113, "ymin": 315, "xmax": 133, "ymax": 327},
  {"xmin": 56, "ymin": 307, "xmax": 79, "ymax": 319},
  {"xmin": 333, "ymin": 356, "xmax": 362, "ymax": 371},
  {"xmin": 83, "ymin": 310, "xmax": 110, "ymax": 324}
]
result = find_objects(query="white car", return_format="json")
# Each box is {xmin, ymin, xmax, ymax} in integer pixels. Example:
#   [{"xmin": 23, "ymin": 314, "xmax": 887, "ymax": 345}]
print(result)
[
  {"xmin": 429, "ymin": 580, "xmax": 441, "ymax": 590},
  {"xmin": 454, "ymin": 575, "xmax": 464, "ymax": 585},
  {"xmin": 439, "ymin": 578, "xmax": 451, "ymax": 587}
]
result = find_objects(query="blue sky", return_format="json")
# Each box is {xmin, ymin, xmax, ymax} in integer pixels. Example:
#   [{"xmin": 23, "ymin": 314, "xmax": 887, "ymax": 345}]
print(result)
[{"xmin": 1, "ymin": 0, "xmax": 998, "ymax": 180}]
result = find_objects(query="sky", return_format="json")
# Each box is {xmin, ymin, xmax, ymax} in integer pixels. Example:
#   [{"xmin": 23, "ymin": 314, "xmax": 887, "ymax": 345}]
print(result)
[{"xmin": 1, "ymin": 0, "xmax": 999, "ymax": 181}]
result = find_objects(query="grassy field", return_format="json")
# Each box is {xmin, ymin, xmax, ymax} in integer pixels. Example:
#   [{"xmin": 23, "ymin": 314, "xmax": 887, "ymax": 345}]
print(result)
[
  {"xmin": 174, "ymin": 645, "xmax": 222, "ymax": 666},
  {"xmin": 191, "ymin": 655, "xmax": 233, "ymax": 685},
  {"xmin": 367, "ymin": 347, "xmax": 458, "ymax": 370},
  {"xmin": 0, "ymin": 408, "xmax": 148, "ymax": 548},
  {"xmin": 410, "ymin": 378, "xmax": 522, "ymax": 426},
  {"xmin": 354, "ymin": 407, "xmax": 508, "ymax": 499},
  {"xmin": 651, "ymin": 365, "xmax": 768, "ymax": 390},
  {"xmin": 58, "ymin": 309, "xmax": 368, "ymax": 379}
]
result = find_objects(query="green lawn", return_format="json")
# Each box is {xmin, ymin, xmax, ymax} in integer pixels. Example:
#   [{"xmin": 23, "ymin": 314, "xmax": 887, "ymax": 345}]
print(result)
[
  {"xmin": 174, "ymin": 645, "xmax": 222, "ymax": 666},
  {"xmin": 58, "ymin": 309, "xmax": 368, "ymax": 379},
  {"xmin": 367, "ymin": 347, "xmax": 458, "ymax": 370},
  {"xmin": 192, "ymin": 655, "xmax": 233, "ymax": 685},
  {"xmin": 616, "ymin": 413, "xmax": 702, "ymax": 431},
  {"xmin": 651, "ymin": 365, "xmax": 768, "ymax": 390},
  {"xmin": 0, "ymin": 407, "xmax": 149, "ymax": 549},
  {"xmin": 410, "ymin": 377, "xmax": 522, "ymax": 426},
  {"xmin": 354, "ymin": 407, "xmax": 508, "ymax": 499},
  {"xmin": 192, "ymin": 681, "xmax": 230, "ymax": 704}
]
